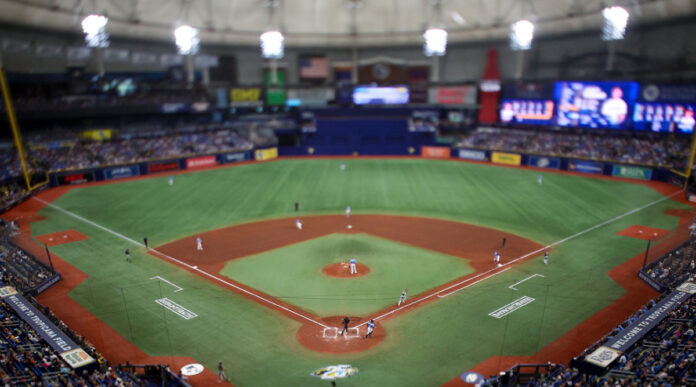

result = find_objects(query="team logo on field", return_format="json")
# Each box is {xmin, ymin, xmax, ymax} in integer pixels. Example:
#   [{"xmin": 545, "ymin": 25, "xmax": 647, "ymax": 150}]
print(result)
[
  {"xmin": 311, "ymin": 364, "xmax": 358, "ymax": 380},
  {"xmin": 180, "ymin": 363, "xmax": 204, "ymax": 376}
]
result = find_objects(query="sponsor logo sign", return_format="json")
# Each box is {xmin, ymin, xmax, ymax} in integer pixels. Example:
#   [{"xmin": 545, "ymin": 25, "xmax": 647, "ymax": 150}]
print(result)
[
  {"xmin": 155, "ymin": 298, "xmax": 197, "ymax": 320},
  {"xmin": 489, "ymin": 296, "xmax": 535, "ymax": 319},
  {"xmin": 604, "ymin": 288, "xmax": 691, "ymax": 352},
  {"xmin": 528, "ymin": 155, "xmax": 560, "ymax": 169},
  {"xmin": 255, "ymin": 147, "xmax": 278, "ymax": 161},
  {"xmin": 230, "ymin": 88, "xmax": 263, "ymax": 106},
  {"xmin": 57, "ymin": 172, "xmax": 95, "ymax": 185},
  {"xmin": 0, "ymin": 286, "xmax": 17, "ymax": 297},
  {"xmin": 180, "ymin": 364, "xmax": 205, "ymax": 376},
  {"xmin": 428, "ymin": 86, "xmax": 477, "ymax": 105},
  {"xmin": 612, "ymin": 165, "xmax": 652, "ymax": 180},
  {"xmin": 148, "ymin": 161, "xmax": 179, "ymax": 174},
  {"xmin": 34, "ymin": 274, "xmax": 61, "ymax": 295},
  {"xmin": 491, "ymin": 152, "xmax": 521, "ymax": 166},
  {"xmin": 676, "ymin": 281, "xmax": 696, "ymax": 294},
  {"xmin": 186, "ymin": 155, "xmax": 216, "ymax": 169},
  {"xmin": 104, "ymin": 165, "xmax": 139, "ymax": 180},
  {"xmin": 585, "ymin": 346, "xmax": 622, "ymax": 367},
  {"xmin": 421, "ymin": 146, "xmax": 451, "ymax": 158},
  {"xmin": 638, "ymin": 270, "xmax": 666, "ymax": 292},
  {"xmin": 222, "ymin": 152, "xmax": 247, "ymax": 163},
  {"xmin": 311, "ymin": 365, "xmax": 359, "ymax": 380},
  {"xmin": 458, "ymin": 149, "xmax": 487, "ymax": 161},
  {"xmin": 1, "ymin": 293, "xmax": 95, "ymax": 368},
  {"xmin": 568, "ymin": 160, "xmax": 604, "ymax": 174}
]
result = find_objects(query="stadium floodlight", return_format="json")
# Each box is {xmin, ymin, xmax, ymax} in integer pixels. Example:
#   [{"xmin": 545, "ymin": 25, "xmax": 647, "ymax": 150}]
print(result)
[
  {"xmin": 423, "ymin": 28, "xmax": 447, "ymax": 56},
  {"xmin": 510, "ymin": 20, "xmax": 534, "ymax": 50},
  {"xmin": 174, "ymin": 25, "xmax": 200, "ymax": 55},
  {"xmin": 81, "ymin": 14, "xmax": 109, "ymax": 48},
  {"xmin": 602, "ymin": 6, "xmax": 629, "ymax": 41},
  {"xmin": 260, "ymin": 30, "xmax": 284, "ymax": 59}
]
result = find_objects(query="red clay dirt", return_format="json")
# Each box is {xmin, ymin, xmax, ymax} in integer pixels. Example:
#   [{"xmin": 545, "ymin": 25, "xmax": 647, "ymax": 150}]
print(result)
[
  {"xmin": 617, "ymin": 225, "xmax": 671, "ymax": 240},
  {"xmin": 296, "ymin": 316, "xmax": 384, "ymax": 353},
  {"xmin": 322, "ymin": 262, "xmax": 370, "ymax": 278},
  {"xmin": 36, "ymin": 229, "xmax": 89, "ymax": 246}
]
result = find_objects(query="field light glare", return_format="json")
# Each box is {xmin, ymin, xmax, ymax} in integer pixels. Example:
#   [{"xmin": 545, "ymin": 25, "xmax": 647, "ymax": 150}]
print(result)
[
  {"xmin": 510, "ymin": 20, "xmax": 534, "ymax": 50},
  {"xmin": 602, "ymin": 6, "xmax": 629, "ymax": 41},
  {"xmin": 423, "ymin": 28, "xmax": 447, "ymax": 56},
  {"xmin": 81, "ymin": 14, "xmax": 109, "ymax": 48},
  {"xmin": 174, "ymin": 25, "xmax": 200, "ymax": 55},
  {"xmin": 260, "ymin": 30, "xmax": 284, "ymax": 59}
]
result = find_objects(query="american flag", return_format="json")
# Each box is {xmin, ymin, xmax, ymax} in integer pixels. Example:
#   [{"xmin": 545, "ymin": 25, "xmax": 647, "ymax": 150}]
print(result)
[{"xmin": 300, "ymin": 56, "xmax": 329, "ymax": 79}]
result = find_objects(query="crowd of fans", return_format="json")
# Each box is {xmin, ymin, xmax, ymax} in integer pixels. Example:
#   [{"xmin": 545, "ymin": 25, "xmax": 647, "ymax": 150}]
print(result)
[
  {"xmin": 457, "ymin": 127, "xmax": 691, "ymax": 169},
  {"xmin": 484, "ymin": 237, "xmax": 696, "ymax": 387}
]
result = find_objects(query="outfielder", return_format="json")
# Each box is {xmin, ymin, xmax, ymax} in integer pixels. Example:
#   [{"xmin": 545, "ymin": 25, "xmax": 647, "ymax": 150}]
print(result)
[
  {"xmin": 543, "ymin": 250, "xmax": 549, "ymax": 264},
  {"xmin": 196, "ymin": 237, "xmax": 203, "ymax": 251},
  {"xmin": 349, "ymin": 258, "xmax": 357, "ymax": 274},
  {"xmin": 398, "ymin": 288, "xmax": 407, "ymax": 306},
  {"xmin": 365, "ymin": 319, "xmax": 375, "ymax": 338},
  {"xmin": 296, "ymin": 219, "xmax": 303, "ymax": 230},
  {"xmin": 345, "ymin": 205, "xmax": 351, "ymax": 218},
  {"xmin": 124, "ymin": 248, "xmax": 132, "ymax": 263},
  {"xmin": 168, "ymin": 176, "xmax": 174, "ymax": 186},
  {"xmin": 538, "ymin": 175, "xmax": 543, "ymax": 184}
]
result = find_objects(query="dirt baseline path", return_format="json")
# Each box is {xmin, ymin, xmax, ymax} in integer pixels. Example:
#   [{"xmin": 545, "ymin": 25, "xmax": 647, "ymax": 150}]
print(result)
[{"xmin": 156, "ymin": 214, "xmax": 543, "ymax": 354}]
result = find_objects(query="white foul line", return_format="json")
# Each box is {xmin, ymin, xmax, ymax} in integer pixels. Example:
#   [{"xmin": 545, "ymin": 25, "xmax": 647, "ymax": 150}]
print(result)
[
  {"xmin": 509, "ymin": 274, "xmax": 545, "ymax": 291},
  {"xmin": 149, "ymin": 276, "xmax": 184, "ymax": 292},
  {"xmin": 356, "ymin": 190, "xmax": 681, "ymax": 327},
  {"xmin": 33, "ymin": 197, "xmax": 330, "ymax": 329}
]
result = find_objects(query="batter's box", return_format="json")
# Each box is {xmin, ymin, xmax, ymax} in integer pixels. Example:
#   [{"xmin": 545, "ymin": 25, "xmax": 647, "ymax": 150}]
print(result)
[
  {"xmin": 322, "ymin": 327, "xmax": 338, "ymax": 339},
  {"xmin": 344, "ymin": 327, "xmax": 360, "ymax": 339},
  {"xmin": 322, "ymin": 327, "xmax": 360, "ymax": 339}
]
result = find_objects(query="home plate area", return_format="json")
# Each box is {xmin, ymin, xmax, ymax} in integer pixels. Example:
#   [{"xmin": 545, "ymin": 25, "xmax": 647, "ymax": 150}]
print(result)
[{"xmin": 322, "ymin": 327, "xmax": 360, "ymax": 339}]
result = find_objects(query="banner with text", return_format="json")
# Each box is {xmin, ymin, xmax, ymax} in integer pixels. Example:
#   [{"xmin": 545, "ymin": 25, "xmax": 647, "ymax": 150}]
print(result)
[
  {"xmin": 491, "ymin": 152, "xmax": 521, "ymax": 166},
  {"xmin": 568, "ymin": 160, "xmax": 604, "ymax": 175},
  {"xmin": 221, "ymin": 152, "xmax": 248, "ymax": 164},
  {"xmin": 186, "ymin": 155, "xmax": 216, "ymax": 169},
  {"xmin": 255, "ymin": 147, "xmax": 278, "ymax": 161},
  {"xmin": 0, "ymin": 288, "xmax": 95, "ymax": 369},
  {"xmin": 458, "ymin": 149, "xmax": 487, "ymax": 161},
  {"xmin": 421, "ymin": 146, "xmax": 451, "ymax": 158},
  {"xmin": 104, "ymin": 165, "xmax": 140, "ymax": 180},
  {"xmin": 612, "ymin": 165, "xmax": 652, "ymax": 180},
  {"xmin": 230, "ymin": 88, "xmax": 263, "ymax": 107},
  {"xmin": 148, "ymin": 161, "xmax": 180, "ymax": 174},
  {"xmin": 528, "ymin": 156, "xmax": 560, "ymax": 169},
  {"xmin": 57, "ymin": 172, "xmax": 95, "ymax": 185}
]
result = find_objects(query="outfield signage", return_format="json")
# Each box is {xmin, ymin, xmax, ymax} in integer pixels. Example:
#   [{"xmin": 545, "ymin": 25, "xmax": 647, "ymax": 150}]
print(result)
[
  {"xmin": 255, "ymin": 147, "xmax": 278, "ymax": 161},
  {"xmin": 104, "ymin": 165, "xmax": 139, "ymax": 180},
  {"xmin": 229, "ymin": 88, "xmax": 263, "ymax": 107},
  {"xmin": 458, "ymin": 149, "xmax": 487, "ymax": 161},
  {"xmin": 491, "ymin": 152, "xmax": 521, "ymax": 166},
  {"xmin": 222, "ymin": 152, "xmax": 248, "ymax": 164},
  {"xmin": 612, "ymin": 165, "xmax": 652, "ymax": 180},
  {"xmin": 148, "ymin": 161, "xmax": 180, "ymax": 174},
  {"xmin": 421, "ymin": 146, "xmax": 451, "ymax": 158},
  {"xmin": 488, "ymin": 296, "xmax": 535, "ymax": 319},
  {"xmin": 568, "ymin": 160, "xmax": 603, "ymax": 175},
  {"xmin": 155, "ymin": 298, "xmax": 197, "ymax": 320},
  {"xmin": 0, "ymin": 292, "xmax": 95, "ymax": 368},
  {"xmin": 585, "ymin": 346, "xmax": 622, "ymax": 367},
  {"xmin": 528, "ymin": 156, "xmax": 560, "ymax": 169},
  {"xmin": 604, "ymin": 287, "xmax": 692, "ymax": 352},
  {"xmin": 57, "ymin": 171, "xmax": 95, "ymax": 185},
  {"xmin": 186, "ymin": 155, "xmax": 216, "ymax": 169}
]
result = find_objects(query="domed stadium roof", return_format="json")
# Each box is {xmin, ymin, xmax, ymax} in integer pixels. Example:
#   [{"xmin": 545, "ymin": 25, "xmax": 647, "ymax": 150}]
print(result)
[{"xmin": 0, "ymin": 0, "xmax": 694, "ymax": 47}]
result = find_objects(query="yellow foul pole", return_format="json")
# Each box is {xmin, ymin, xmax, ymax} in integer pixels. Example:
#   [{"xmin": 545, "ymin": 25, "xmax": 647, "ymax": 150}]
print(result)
[{"xmin": 0, "ymin": 66, "xmax": 32, "ymax": 191}]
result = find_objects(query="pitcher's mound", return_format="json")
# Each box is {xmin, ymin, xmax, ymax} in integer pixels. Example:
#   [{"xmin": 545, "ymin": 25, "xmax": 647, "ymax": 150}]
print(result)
[{"xmin": 322, "ymin": 262, "xmax": 370, "ymax": 278}]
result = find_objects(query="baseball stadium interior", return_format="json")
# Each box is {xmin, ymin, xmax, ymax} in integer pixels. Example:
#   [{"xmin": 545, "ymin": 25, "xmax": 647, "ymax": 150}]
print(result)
[{"xmin": 1, "ymin": 0, "xmax": 696, "ymax": 386}]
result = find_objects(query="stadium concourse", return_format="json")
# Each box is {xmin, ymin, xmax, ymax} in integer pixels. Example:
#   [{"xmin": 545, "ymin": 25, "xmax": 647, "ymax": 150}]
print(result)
[{"xmin": 1, "ymin": 0, "xmax": 696, "ymax": 385}]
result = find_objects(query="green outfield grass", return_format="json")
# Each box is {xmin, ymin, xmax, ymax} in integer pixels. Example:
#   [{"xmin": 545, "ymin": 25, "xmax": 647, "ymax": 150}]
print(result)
[
  {"xmin": 220, "ymin": 233, "xmax": 473, "ymax": 316},
  {"xmin": 27, "ymin": 159, "xmax": 690, "ymax": 386}
]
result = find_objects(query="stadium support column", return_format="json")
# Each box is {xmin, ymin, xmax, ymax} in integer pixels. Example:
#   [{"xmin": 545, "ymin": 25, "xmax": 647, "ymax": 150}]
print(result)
[
  {"xmin": 185, "ymin": 54, "xmax": 195, "ymax": 85},
  {"xmin": 430, "ymin": 55, "xmax": 440, "ymax": 82},
  {"xmin": 94, "ymin": 47, "xmax": 105, "ymax": 77},
  {"xmin": 515, "ymin": 50, "xmax": 525, "ymax": 80},
  {"xmin": 351, "ymin": 48, "xmax": 358, "ymax": 83},
  {"xmin": 269, "ymin": 58, "xmax": 279, "ymax": 85},
  {"xmin": 0, "ymin": 67, "xmax": 32, "ymax": 191},
  {"xmin": 606, "ymin": 41, "xmax": 616, "ymax": 72}
]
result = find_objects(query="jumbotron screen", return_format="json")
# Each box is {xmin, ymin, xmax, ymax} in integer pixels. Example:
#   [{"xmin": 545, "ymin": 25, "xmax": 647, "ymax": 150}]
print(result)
[
  {"xmin": 554, "ymin": 81, "xmax": 639, "ymax": 129},
  {"xmin": 499, "ymin": 99, "xmax": 554, "ymax": 124},
  {"xmin": 352, "ymin": 86, "xmax": 409, "ymax": 105},
  {"xmin": 633, "ymin": 102, "xmax": 695, "ymax": 133}
]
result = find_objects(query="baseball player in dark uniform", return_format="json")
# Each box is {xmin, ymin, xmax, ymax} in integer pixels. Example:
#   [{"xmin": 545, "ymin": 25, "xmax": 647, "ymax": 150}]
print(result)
[
  {"xmin": 294, "ymin": 202, "xmax": 299, "ymax": 212},
  {"xmin": 143, "ymin": 237, "xmax": 149, "ymax": 249},
  {"xmin": 125, "ymin": 248, "xmax": 131, "ymax": 263},
  {"xmin": 339, "ymin": 316, "xmax": 350, "ymax": 335}
]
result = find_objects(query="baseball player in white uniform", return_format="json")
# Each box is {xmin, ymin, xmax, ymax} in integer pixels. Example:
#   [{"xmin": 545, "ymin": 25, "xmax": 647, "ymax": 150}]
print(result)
[
  {"xmin": 364, "ymin": 319, "xmax": 375, "ymax": 338},
  {"xmin": 168, "ymin": 176, "xmax": 174, "ymax": 186},
  {"xmin": 494, "ymin": 251, "xmax": 500, "ymax": 265},
  {"xmin": 196, "ymin": 237, "xmax": 203, "ymax": 251},
  {"xmin": 345, "ymin": 205, "xmax": 351, "ymax": 218},
  {"xmin": 538, "ymin": 175, "xmax": 543, "ymax": 184},
  {"xmin": 349, "ymin": 258, "xmax": 357, "ymax": 274},
  {"xmin": 295, "ymin": 219, "xmax": 303, "ymax": 230},
  {"xmin": 543, "ymin": 250, "xmax": 549, "ymax": 264},
  {"xmin": 398, "ymin": 288, "xmax": 407, "ymax": 306}
]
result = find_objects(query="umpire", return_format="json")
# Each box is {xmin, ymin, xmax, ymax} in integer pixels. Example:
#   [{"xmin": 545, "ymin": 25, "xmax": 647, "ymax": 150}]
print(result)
[{"xmin": 339, "ymin": 316, "xmax": 350, "ymax": 335}]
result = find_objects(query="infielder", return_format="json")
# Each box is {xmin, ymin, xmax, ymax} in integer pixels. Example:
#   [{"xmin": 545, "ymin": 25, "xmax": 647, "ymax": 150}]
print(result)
[
  {"xmin": 345, "ymin": 205, "xmax": 351, "ymax": 218},
  {"xmin": 365, "ymin": 319, "xmax": 375, "ymax": 338},
  {"xmin": 494, "ymin": 251, "xmax": 500, "ymax": 264},
  {"xmin": 349, "ymin": 258, "xmax": 357, "ymax": 274},
  {"xmin": 295, "ymin": 219, "xmax": 303, "ymax": 230},
  {"xmin": 398, "ymin": 288, "xmax": 407, "ymax": 306},
  {"xmin": 217, "ymin": 361, "xmax": 227, "ymax": 383},
  {"xmin": 196, "ymin": 237, "xmax": 203, "ymax": 251}
]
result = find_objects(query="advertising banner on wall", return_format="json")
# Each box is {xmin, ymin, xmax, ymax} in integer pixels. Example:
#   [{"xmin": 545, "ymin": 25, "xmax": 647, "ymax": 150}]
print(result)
[
  {"xmin": 458, "ymin": 149, "xmax": 487, "ymax": 161},
  {"xmin": 554, "ymin": 81, "xmax": 639, "ymax": 129},
  {"xmin": 57, "ymin": 172, "xmax": 95, "ymax": 185},
  {"xmin": 612, "ymin": 165, "xmax": 652, "ymax": 180},
  {"xmin": 186, "ymin": 155, "xmax": 216, "ymax": 169},
  {"xmin": 568, "ymin": 160, "xmax": 604, "ymax": 174},
  {"xmin": 286, "ymin": 88, "xmax": 334, "ymax": 106},
  {"xmin": 528, "ymin": 156, "xmax": 560, "ymax": 169},
  {"xmin": 148, "ymin": 161, "xmax": 180, "ymax": 174},
  {"xmin": 221, "ymin": 152, "xmax": 248, "ymax": 164},
  {"xmin": 255, "ymin": 147, "xmax": 278, "ymax": 161},
  {"xmin": 491, "ymin": 152, "xmax": 521, "ymax": 166},
  {"xmin": 104, "ymin": 165, "xmax": 140, "ymax": 180},
  {"xmin": 230, "ymin": 88, "xmax": 263, "ymax": 107},
  {"xmin": 428, "ymin": 86, "xmax": 477, "ymax": 105},
  {"xmin": 421, "ymin": 146, "xmax": 451, "ymax": 158}
]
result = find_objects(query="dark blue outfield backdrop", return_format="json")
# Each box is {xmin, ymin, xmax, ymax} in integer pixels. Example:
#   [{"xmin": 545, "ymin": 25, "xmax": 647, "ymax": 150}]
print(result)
[{"xmin": 0, "ymin": 287, "xmax": 96, "ymax": 369}]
